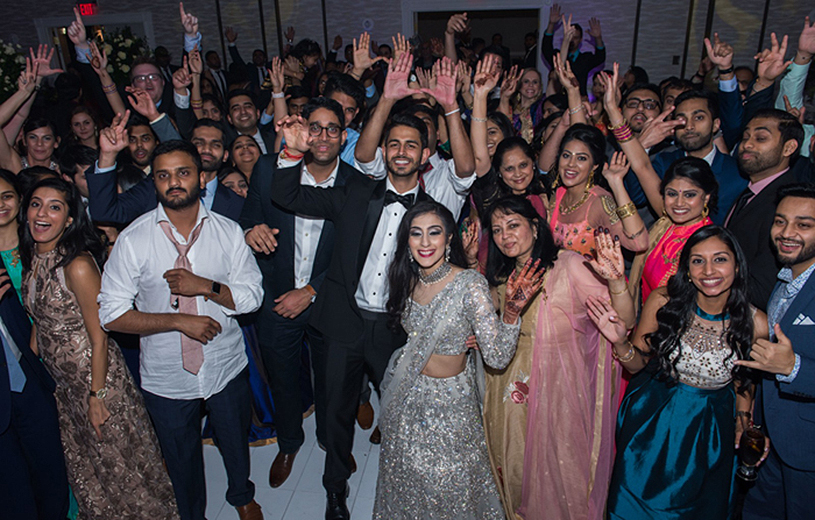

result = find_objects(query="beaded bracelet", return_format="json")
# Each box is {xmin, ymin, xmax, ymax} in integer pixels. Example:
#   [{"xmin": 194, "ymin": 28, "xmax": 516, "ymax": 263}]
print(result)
[
  {"xmin": 615, "ymin": 201, "xmax": 637, "ymax": 219},
  {"xmin": 281, "ymin": 146, "xmax": 304, "ymax": 161},
  {"xmin": 568, "ymin": 105, "xmax": 584, "ymax": 115},
  {"xmin": 102, "ymin": 83, "xmax": 117, "ymax": 94},
  {"xmin": 471, "ymin": 116, "xmax": 488, "ymax": 123}
]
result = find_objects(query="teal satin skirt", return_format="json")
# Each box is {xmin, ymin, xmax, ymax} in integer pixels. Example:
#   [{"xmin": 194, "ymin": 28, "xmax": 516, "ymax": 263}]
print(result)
[{"xmin": 607, "ymin": 371, "xmax": 736, "ymax": 520}]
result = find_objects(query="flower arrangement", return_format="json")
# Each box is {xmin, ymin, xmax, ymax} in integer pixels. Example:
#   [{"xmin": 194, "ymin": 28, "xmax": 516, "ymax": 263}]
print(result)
[
  {"xmin": 0, "ymin": 39, "xmax": 25, "ymax": 103},
  {"xmin": 99, "ymin": 26, "xmax": 149, "ymax": 86}
]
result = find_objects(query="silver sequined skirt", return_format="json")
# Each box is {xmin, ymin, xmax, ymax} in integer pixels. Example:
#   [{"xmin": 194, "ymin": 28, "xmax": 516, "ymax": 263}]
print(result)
[{"xmin": 374, "ymin": 367, "xmax": 506, "ymax": 519}]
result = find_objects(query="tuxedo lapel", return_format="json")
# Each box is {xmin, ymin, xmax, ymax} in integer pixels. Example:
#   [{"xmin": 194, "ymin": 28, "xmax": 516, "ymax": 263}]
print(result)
[{"xmin": 357, "ymin": 181, "xmax": 387, "ymax": 277}]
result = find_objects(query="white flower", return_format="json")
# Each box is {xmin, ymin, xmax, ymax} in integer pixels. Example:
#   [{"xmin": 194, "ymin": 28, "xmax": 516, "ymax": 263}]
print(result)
[
  {"xmin": 117, "ymin": 51, "xmax": 126, "ymax": 60},
  {"xmin": 124, "ymin": 39, "xmax": 133, "ymax": 47},
  {"xmin": 4, "ymin": 47, "xmax": 13, "ymax": 55},
  {"xmin": 103, "ymin": 44, "xmax": 113, "ymax": 55},
  {"xmin": 16, "ymin": 55, "xmax": 24, "ymax": 64},
  {"xmin": 106, "ymin": 65, "xmax": 113, "ymax": 73},
  {"xmin": 121, "ymin": 64, "xmax": 130, "ymax": 73}
]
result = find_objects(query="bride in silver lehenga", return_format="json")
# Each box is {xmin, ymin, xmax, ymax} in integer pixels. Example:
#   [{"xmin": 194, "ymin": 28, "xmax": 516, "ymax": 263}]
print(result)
[{"xmin": 374, "ymin": 201, "xmax": 542, "ymax": 520}]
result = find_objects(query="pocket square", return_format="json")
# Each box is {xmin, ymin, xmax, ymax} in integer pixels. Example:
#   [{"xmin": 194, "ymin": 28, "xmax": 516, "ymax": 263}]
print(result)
[{"xmin": 793, "ymin": 313, "xmax": 815, "ymax": 325}]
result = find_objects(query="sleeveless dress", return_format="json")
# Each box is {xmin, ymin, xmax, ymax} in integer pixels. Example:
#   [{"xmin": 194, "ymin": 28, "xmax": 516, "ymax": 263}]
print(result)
[
  {"xmin": 23, "ymin": 250, "xmax": 179, "ymax": 519},
  {"xmin": 607, "ymin": 313, "xmax": 741, "ymax": 519},
  {"xmin": 374, "ymin": 269, "xmax": 521, "ymax": 519}
]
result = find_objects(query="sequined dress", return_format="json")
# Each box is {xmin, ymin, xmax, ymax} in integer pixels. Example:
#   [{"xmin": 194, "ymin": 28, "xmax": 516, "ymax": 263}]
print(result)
[
  {"xmin": 23, "ymin": 250, "xmax": 179, "ymax": 519},
  {"xmin": 374, "ymin": 269, "xmax": 521, "ymax": 520},
  {"xmin": 607, "ymin": 313, "xmax": 742, "ymax": 519}
]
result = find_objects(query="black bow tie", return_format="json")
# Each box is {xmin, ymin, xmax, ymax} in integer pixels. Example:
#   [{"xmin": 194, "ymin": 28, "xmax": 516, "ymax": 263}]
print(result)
[{"xmin": 384, "ymin": 190, "xmax": 414, "ymax": 209}]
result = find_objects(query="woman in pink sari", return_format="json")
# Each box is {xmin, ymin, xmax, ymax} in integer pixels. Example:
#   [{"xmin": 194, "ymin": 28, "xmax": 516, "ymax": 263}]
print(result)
[{"xmin": 628, "ymin": 157, "xmax": 717, "ymax": 308}]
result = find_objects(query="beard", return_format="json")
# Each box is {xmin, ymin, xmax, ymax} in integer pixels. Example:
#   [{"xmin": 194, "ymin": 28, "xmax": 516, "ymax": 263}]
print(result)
[
  {"xmin": 771, "ymin": 236, "xmax": 815, "ymax": 267},
  {"xmin": 386, "ymin": 155, "xmax": 422, "ymax": 178},
  {"xmin": 677, "ymin": 131, "xmax": 713, "ymax": 152},
  {"xmin": 738, "ymin": 148, "xmax": 783, "ymax": 176},
  {"xmin": 157, "ymin": 183, "xmax": 202, "ymax": 210},
  {"xmin": 200, "ymin": 154, "xmax": 225, "ymax": 173}
]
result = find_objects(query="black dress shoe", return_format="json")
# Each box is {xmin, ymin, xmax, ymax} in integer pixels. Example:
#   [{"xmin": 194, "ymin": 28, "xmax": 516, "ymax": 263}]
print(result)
[{"xmin": 325, "ymin": 483, "xmax": 350, "ymax": 520}]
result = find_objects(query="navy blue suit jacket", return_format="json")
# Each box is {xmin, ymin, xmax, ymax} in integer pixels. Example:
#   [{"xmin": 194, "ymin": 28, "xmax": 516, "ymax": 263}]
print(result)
[
  {"xmin": 86, "ymin": 169, "xmax": 245, "ymax": 224},
  {"xmin": 762, "ymin": 274, "xmax": 815, "ymax": 470},
  {"xmin": 0, "ymin": 284, "xmax": 51, "ymax": 434},
  {"xmin": 240, "ymin": 155, "xmax": 356, "ymax": 329}
]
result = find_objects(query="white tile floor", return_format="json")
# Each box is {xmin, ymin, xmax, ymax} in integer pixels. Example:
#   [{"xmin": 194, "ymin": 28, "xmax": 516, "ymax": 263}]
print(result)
[{"xmin": 203, "ymin": 401, "xmax": 380, "ymax": 520}]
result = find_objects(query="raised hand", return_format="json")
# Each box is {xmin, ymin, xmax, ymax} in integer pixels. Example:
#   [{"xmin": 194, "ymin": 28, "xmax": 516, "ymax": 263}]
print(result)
[
  {"xmin": 415, "ymin": 67, "xmax": 431, "ymax": 90},
  {"xmin": 17, "ymin": 57, "xmax": 38, "ymax": 95},
  {"xmin": 548, "ymin": 3, "xmax": 562, "ymax": 27},
  {"xmin": 284, "ymin": 55, "xmax": 301, "ymax": 76},
  {"xmin": 225, "ymin": 26, "xmax": 238, "ymax": 43},
  {"xmin": 587, "ymin": 17, "xmax": 602, "ymax": 40},
  {"xmin": 29, "ymin": 45, "xmax": 63, "ymax": 78},
  {"xmin": 179, "ymin": 2, "xmax": 198, "ymax": 36},
  {"xmin": 67, "ymin": 7, "xmax": 88, "ymax": 49},
  {"xmin": 600, "ymin": 63, "xmax": 622, "ymax": 117},
  {"xmin": 383, "ymin": 52, "xmax": 419, "ymax": 101},
  {"xmin": 421, "ymin": 57, "xmax": 458, "ymax": 110},
  {"xmin": 188, "ymin": 47, "xmax": 203, "ymax": 75},
  {"xmin": 457, "ymin": 61, "xmax": 472, "ymax": 94},
  {"xmin": 88, "ymin": 40, "xmax": 108, "ymax": 76},
  {"xmin": 285, "ymin": 26, "xmax": 296, "ymax": 42},
  {"xmin": 756, "ymin": 33, "xmax": 792, "ymax": 83},
  {"xmin": 703, "ymin": 33, "xmax": 734, "ymax": 70},
  {"xmin": 586, "ymin": 295, "xmax": 628, "ymax": 344},
  {"xmin": 332, "ymin": 34, "xmax": 343, "ymax": 51},
  {"xmin": 268, "ymin": 56, "xmax": 286, "ymax": 93},
  {"xmin": 799, "ymin": 16, "xmax": 815, "ymax": 58},
  {"xmin": 783, "ymin": 95, "xmax": 806, "ymax": 125},
  {"xmin": 172, "ymin": 56, "xmax": 192, "ymax": 93},
  {"xmin": 561, "ymin": 14, "xmax": 575, "ymax": 50},
  {"xmin": 602, "ymin": 150, "xmax": 630, "ymax": 185},
  {"xmin": 99, "ymin": 110, "xmax": 131, "ymax": 157},
  {"xmin": 504, "ymin": 258, "xmax": 545, "ymax": 322},
  {"xmin": 392, "ymin": 33, "xmax": 409, "ymax": 63},
  {"xmin": 553, "ymin": 53, "xmax": 579, "ymax": 91},
  {"xmin": 461, "ymin": 218, "xmax": 480, "ymax": 267},
  {"xmin": 500, "ymin": 65, "xmax": 522, "ymax": 100},
  {"xmin": 638, "ymin": 105, "xmax": 683, "ymax": 149},
  {"xmin": 446, "ymin": 12, "xmax": 468, "ymax": 35},
  {"xmin": 126, "ymin": 86, "xmax": 160, "ymax": 120},
  {"xmin": 588, "ymin": 228, "xmax": 625, "ymax": 281},
  {"xmin": 473, "ymin": 54, "xmax": 500, "ymax": 98},
  {"xmin": 276, "ymin": 114, "xmax": 311, "ymax": 154},
  {"xmin": 352, "ymin": 32, "xmax": 384, "ymax": 72}
]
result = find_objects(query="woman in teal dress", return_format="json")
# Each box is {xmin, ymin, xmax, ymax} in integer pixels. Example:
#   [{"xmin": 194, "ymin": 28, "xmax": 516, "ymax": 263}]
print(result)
[
  {"xmin": 587, "ymin": 226, "xmax": 769, "ymax": 519},
  {"xmin": 0, "ymin": 170, "xmax": 24, "ymax": 300}
]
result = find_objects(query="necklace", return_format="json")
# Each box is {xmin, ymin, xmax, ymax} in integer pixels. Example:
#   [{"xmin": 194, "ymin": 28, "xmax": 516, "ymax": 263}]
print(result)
[
  {"xmin": 559, "ymin": 189, "xmax": 591, "ymax": 215},
  {"xmin": 419, "ymin": 261, "xmax": 452, "ymax": 285},
  {"xmin": 695, "ymin": 305, "xmax": 730, "ymax": 322}
]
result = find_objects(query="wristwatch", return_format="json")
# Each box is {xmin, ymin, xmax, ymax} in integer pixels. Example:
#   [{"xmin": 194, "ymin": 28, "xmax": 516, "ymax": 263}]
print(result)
[
  {"xmin": 90, "ymin": 388, "xmax": 108, "ymax": 399},
  {"xmin": 210, "ymin": 281, "xmax": 222, "ymax": 296}
]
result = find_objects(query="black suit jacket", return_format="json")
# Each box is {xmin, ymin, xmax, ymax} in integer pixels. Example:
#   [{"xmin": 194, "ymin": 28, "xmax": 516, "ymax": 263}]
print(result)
[
  {"xmin": 86, "ymin": 170, "xmax": 245, "ymax": 225},
  {"xmin": 727, "ymin": 161, "xmax": 814, "ymax": 310},
  {"xmin": 225, "ymin": 126, "xmax": 277, "ymax": 156},
  {"xmin": 0, "ymin": 280, "xmax": 51, "ymax": 434},
  {"xmin": 240, "ymin": 155, "xmax": 355, "ymax": 329},
  {"xmin": 270, "ymin": 165, "xmax": 431, "ymax": 342}
]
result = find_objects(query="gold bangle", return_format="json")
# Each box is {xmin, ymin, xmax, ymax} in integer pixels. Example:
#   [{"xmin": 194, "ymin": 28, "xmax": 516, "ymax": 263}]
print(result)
[
  {"xmin": 615, "ymin": 201, "xmax": 637, "ymax": 219},
  {"xmin": 612, "ymin": 341, "xmax": 636, "ymax": 362},
  {"xmin": 609, "ymin": 284, "xmax": 628, "ymax": 296},
  {"xmin": 608, "ymin": 118, "xmax": 628, "ymax": 131}
]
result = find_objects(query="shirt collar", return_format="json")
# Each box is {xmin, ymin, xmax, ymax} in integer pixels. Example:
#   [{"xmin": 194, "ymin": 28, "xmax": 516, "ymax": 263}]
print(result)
[
  {"xmin": 155, "ymin": 200, "xmax": 209, "ymax": 239},
  {"xmin": 568, "ymin": 50, "xmax": 579, "ymax": 61},
  {"xmin": 778, "ymin": 260, "xmax": 815, "ymax": 297},
  {"xmin": 204, "ymin": 176, "xmax": 218, "ymax": 193},
  {"xmin": 684, "ymin": 146, "xmax": 717, "ymax": 166},
  {"xmin": 385, "ymin": 177, "xmax": 420, "ymax": 196},
  {"xmin": 749, "ymin": 167, "xmax": 790, "ymax": 196},
  {"xmin": 302, "ymin": 159, "xmax": 339, "ymax": 186}
]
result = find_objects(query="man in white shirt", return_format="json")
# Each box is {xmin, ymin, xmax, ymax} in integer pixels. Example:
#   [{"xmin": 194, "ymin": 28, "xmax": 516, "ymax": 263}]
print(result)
[
  {"xmin": 98, "ymin": 140, "xmax": 264, "ymax": 520},
  {"xmin": 226, "ymin": 90, "xmax": 275, "ymax": 155},
  {"xmin": 354, "ymin": 54, "xmax": 476, "ymax": 221},
  {"xmin": 271, "ymin": 62, "xmax": 432, "ymax": 516}
]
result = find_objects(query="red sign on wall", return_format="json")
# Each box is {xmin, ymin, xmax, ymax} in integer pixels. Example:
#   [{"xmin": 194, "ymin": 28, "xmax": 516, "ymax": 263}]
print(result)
[{"xmin": 77, "ymin": 2, "xmax": 98, "ymax": 16}]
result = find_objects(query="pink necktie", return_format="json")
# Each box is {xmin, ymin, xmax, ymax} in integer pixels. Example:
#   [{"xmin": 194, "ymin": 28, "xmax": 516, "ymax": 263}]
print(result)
[{"xmin": 159, "ymin": 219, "xmax": 206, "ymax": 375}]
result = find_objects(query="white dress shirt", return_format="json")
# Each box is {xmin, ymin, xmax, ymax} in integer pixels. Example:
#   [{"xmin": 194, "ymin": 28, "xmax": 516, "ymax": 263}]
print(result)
[
  {"xmin": 248, "ymin": 129, "xmax": 268, "ymax": 155},
  {"xmin": 355, "ymin": 178, "xmax": 419, "ymax": 313},
  {"xmin": 98, "ymin": 202, "xmax": 263, "ymax": 400},
  {"xmin": 356, "ymin": 148, "xmax": 475, "ymax": 220},
  {"xmin": 276, "ymin": 155, "xmax": 339, "ymax": 288}
]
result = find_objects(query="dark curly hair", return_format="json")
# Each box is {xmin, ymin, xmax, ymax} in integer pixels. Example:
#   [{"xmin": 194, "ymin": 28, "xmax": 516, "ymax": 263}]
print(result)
[
  {"xmin": 386, "ymin": 201, "xmax": 468, "ymax": 329},
  {"xmin": 645, "ymin": 226, "xmax": 753, "ymax": 388}
]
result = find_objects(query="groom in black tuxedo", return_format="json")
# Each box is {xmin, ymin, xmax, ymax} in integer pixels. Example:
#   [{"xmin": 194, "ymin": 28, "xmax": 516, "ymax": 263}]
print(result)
[{"xmin": 271, "ymin": 111, "xmax": 432, "ymax": 520}]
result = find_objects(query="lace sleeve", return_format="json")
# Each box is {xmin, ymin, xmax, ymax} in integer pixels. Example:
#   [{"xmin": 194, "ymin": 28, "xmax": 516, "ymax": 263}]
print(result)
[{"xmin": 462, "ymin": 271, "xmax": 521, "ymax": 370}]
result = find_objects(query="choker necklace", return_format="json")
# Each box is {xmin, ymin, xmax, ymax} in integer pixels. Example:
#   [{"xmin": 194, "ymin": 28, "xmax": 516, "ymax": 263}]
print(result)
[
  {"xmin": 419, "ymin": 261, "xmax": 452, "ymax": 285},
  {"xmin": 695, "ymin": 305, "xmax": 730, "ymax": 322}
]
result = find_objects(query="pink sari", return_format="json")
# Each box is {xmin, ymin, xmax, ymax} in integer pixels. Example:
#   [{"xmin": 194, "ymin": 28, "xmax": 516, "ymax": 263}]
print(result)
[
  {"xmin": 517, "ymin": 251, "xmax": 621, "ymax": 520},
  {"xmin": 641, "ymin": 217, "xmax": 712, "ymax": 303}
]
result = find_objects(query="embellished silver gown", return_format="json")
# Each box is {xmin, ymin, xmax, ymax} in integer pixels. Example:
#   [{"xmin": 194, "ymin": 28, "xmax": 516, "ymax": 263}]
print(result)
[{"xmin": 374, "ymin": 269, "xmax": 520, "ymax": 519}]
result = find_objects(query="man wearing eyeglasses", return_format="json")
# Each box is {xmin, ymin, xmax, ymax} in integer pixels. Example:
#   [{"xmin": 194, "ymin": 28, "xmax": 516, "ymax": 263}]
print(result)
[{"xmin": 240, "ymin": 97, "xmax": 359, "ymax": 494}]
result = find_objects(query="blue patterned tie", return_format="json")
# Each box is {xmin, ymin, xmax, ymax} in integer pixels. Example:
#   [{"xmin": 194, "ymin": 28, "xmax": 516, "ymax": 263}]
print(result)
[{"xmin": 2, "ymin": 332, "xmax": 25, "ymax": 392}]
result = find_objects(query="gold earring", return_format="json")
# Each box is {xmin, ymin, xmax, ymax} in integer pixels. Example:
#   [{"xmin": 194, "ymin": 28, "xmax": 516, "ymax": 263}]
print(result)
[{"xmin": 701, "ymin": 204, "xmax": 709, "ymax": 219}]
